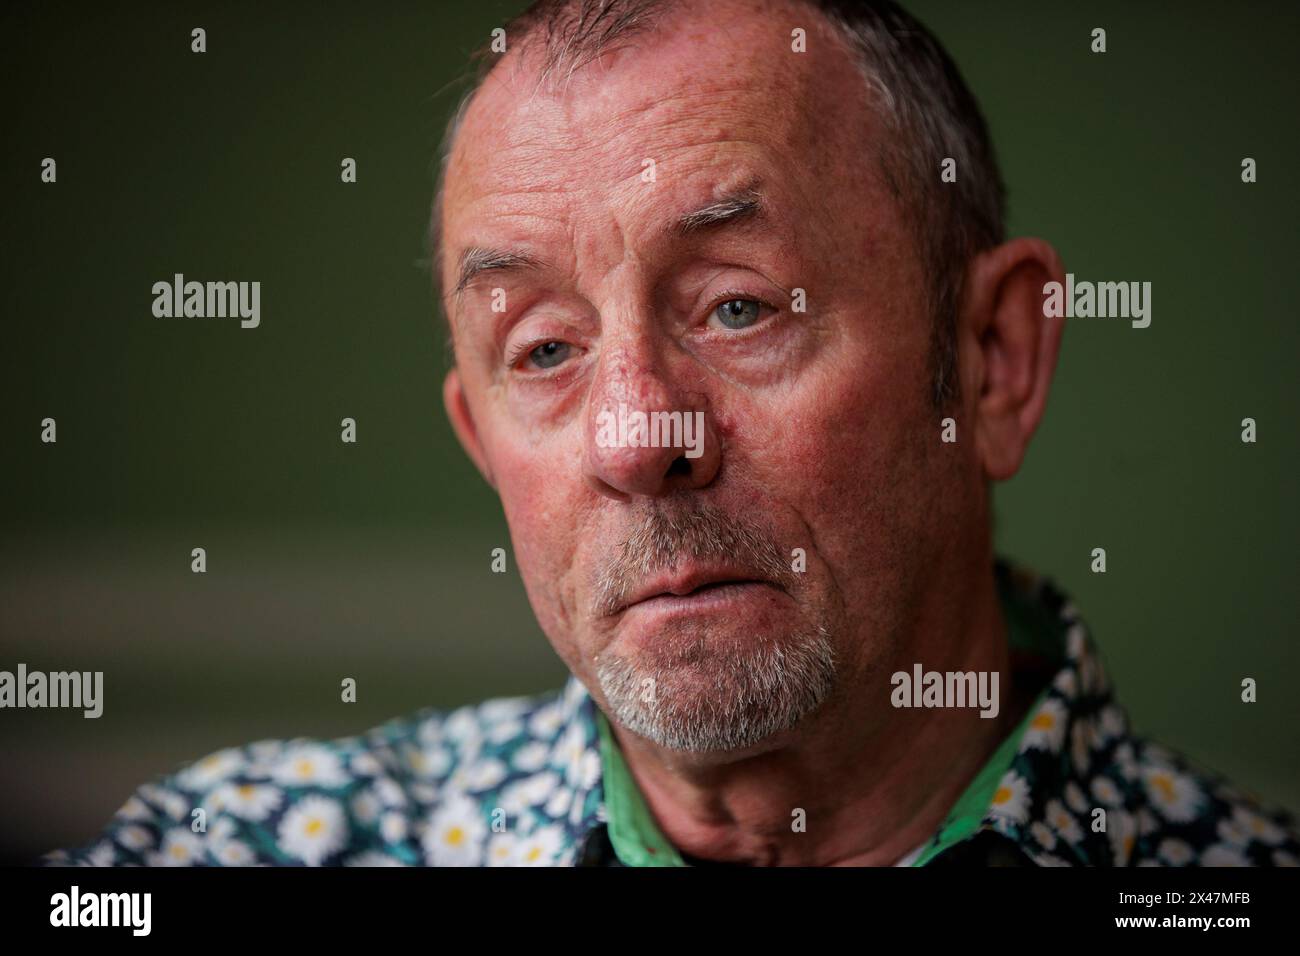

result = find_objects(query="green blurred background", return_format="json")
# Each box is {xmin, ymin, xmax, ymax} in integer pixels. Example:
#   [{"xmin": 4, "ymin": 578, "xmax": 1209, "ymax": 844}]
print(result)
[{"xmin": 2, "ymin": 0, "xmax": 1296, "ymax": 864}]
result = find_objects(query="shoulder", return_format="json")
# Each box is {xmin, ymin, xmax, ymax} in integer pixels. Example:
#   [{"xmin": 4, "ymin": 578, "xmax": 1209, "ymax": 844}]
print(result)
[
  {"xmin": 44, "ymin": 684, "xmax": 595, "ymax": 867},
  {"xmin": 1102, "ymin": 735, "xmax": 1299, "ymax": 867}
]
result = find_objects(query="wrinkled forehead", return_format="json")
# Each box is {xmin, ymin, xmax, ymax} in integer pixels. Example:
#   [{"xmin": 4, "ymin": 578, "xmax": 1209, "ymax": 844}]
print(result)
[{"xmin": 439, "ymin": 0, "xmax": 883, "ymax": 291}]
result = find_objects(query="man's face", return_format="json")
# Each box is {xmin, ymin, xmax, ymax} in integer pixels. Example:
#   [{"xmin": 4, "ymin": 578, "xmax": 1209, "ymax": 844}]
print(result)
[{"xmin": 441, "ymin": 0, "xmax": 977, "ymax": 756}]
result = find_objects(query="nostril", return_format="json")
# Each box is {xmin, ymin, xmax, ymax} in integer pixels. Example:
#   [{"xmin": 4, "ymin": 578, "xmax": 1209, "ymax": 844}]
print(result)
[{"xmin": 666, "ymin": 456, "xmax": 692, "ymax": 478}]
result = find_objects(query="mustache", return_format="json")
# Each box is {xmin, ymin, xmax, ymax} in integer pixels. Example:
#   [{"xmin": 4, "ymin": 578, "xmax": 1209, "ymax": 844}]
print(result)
[{"xmin": 590, "ymin": 499, "xmax": 796, "ymax": 617}]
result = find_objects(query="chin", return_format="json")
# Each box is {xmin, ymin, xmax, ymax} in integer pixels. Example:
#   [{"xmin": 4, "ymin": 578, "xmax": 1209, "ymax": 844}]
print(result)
[{"xmin": 594, "ymin": 621, "xmax": 838, "ymax": 753}]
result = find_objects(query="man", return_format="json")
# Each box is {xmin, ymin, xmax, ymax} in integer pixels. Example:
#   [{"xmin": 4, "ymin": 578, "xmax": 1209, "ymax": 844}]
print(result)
[{"xmin": 47, "ymin": 0, "xmax": 1298, "ymax": 867}]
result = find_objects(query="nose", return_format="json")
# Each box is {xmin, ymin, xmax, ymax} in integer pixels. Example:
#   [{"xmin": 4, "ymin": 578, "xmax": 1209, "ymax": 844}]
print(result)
[{"xmin": 583, "ymin": 345, "xmax": 721, "ymax": 499}]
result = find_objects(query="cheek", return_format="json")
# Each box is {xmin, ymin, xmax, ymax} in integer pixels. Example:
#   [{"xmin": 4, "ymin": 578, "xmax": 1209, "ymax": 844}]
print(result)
[
  {"xmin": 488, "ymin": 429, "xmax": 586, "ymax": 642},
  {"xmin": 723, "ymin": 328, "xmax": 937, "ymax": 574}
]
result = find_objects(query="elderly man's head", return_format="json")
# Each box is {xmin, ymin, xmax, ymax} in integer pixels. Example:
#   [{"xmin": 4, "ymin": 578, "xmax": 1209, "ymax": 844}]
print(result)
[{"xmin": 435, "ymin": 0, "xmax": 1064, "ymax": 756}]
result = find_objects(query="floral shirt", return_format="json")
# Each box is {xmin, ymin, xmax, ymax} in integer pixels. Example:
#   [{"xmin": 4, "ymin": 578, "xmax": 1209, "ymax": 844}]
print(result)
[{"xmin": 44, "ymin": 562, "xmax": 1300, "ymax": 867}]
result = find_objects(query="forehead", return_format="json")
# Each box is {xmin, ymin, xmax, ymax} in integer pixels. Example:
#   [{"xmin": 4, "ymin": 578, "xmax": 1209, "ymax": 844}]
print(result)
[{"xmin": 440, "ymin": 0, "xmax": 882, "ymax": 286}]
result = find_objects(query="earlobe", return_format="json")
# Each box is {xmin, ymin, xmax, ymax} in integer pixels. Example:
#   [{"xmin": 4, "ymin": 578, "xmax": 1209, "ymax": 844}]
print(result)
[
  {"xmin": 442, "ymin": 367, "xmax": 497, "ymax": 489},
  {"xmin": 967, "ymin": 238, "xmax": 1066, "ymax": 481}
]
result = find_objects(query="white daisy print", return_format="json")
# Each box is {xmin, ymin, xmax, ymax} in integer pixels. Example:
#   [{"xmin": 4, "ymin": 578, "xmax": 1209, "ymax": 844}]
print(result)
[
  {"xmin": 1051, "ymin": 669, "xmax": 1078, "ymax": 699},
  {"xmin": 1064, "ymin": 780, "xmax": 1089, "ymax": 814},
  {"xmin": 1136, "ymin": 808, "xmax": 1160, "ymax": 838},
  {"xmin": 271, "ymin": 745, "xmax": 348, "ymax": 788},
  {"xmin": 552, "ymin": 723, "xmax": 588, "ymax": 781},
  {"xmin": 443, "ymin": 708, "xmax": 484, "ymax": 746},
  {"xmin": 153, "ymin": 828, "xmax": 205, "ymax": 866},
  {"xmin": 463, "ymin": 758, "xmax": 508, "ymax": 793},
  {"xmin": 207, "ymin": 816, "xmax": 237, "ymax": 845},
  {"xmin": 987, "ymin": 771, "xmax": 1031, "ymax": 825},
  {"xmin": 416, "ymin": 716, "xmax": 444, "ymax": 748},
  {"xmin": 407, "ymin": 745, "xmax": 452, "ymax": 780},
  {"xmin": 349, "ymin": 752, "xmax": 382, "ymax": 777},
  {"xmin": 1089, "ymin": 775, "xmax": 1122, "ymax": 806},
  {"xmin": 1069, "ymin": 720, "xmax": 1091, "ymax": 777},
  {"xmin": 1030, "ymin": 821, "xmax": 1057, "ymax": 850},
  {"xmin": 373, "ymin": 777, "xmax": 408, "ymax": 807},
  {"xmin": 116, "ymin": 824, "xmax": 157, "ymax": 852},
  {"xmin": 1065, "ymin": 623, "xmax": 1086, "ymax": 662},
  {"xmin": 478, "ymin": 696, "xmax": 532, "ymax": 723},
  {"xmin": 422, "ymin": 794, "xmax": 488, "ymax": 866},
  {"xmin": 138, "ymin": 786, "xmax": 190, "ymax": 822},
  {"xmin": 351, "ymin": 788, "xmax": 381, "ymax": 824},
  {"xmin": 573, "ymin": 750, "xmax": 601, "ymax": 790},
  {"xmin": 277, "ymin": 795, "xmax": 348, "ymax": 866},
  {"xmin": 1230, "ymin": 805, "xmax": 1288, "ymax": 846},
  {"xmin": 527, "ymin": 703, "xmax": 564, "ymax": 740},
  {"xmin": 487, "ymin": 720, "xmax": 525, "ymax": 746},
  {"xmin": 545, "ymin": 786, "xmax": 573, "ymax": 820},
  {"xmin": 485, "ymin": 832, "xmax": 519, "ymax": 866},
  {"xmin": 500, "ymin": 772, "xmax": 560, "ymax": 815},
  {"xmin": 1098, "ymin": 704, "xmax": 1126, "ymax": 741},
  {"xmin": 1044, "ymin": 799, "xmax": 1083, "ymax": 845},
  {"xmin": 1157, "ymin": 838, "xmax": 1194, "ymax": 866},
  {"xmin": 409, "ymin": 782, "xmax": 439, "ymax": 805},
  {"xmin": 215, "ymin": 840, "xmax": 256, "ymax": 866},
  {"xmin": 1216, "ymin": 815, "xmax": 1250, "ymax": 847},
  {"xmin": 1142, "ymin": 766, "xmax": 1203, "ymax": 824},
  {"xmin": 1022, "ymin": 698, "xmax": 1068, "ymax": 752},
  {"xmin": 512, "ymin": 741, "xmax": 550, "ymax": 773},
  {"xmin": 247, "ymin": 740, "xmax": 283, "ymax": 765},
  {"xmin": 177, "ymin": 747, "xmax": 245, "ymax": 790},
  {"xmin": 116, "ymin": 795, "xmax": 154, "ymax": 822},
  {"xmin": 380, "ymin": 811, "xmax": 408, "ymax": 844},
  {"xmin": 1106, "ymin": 809, "xmax": 1137, "ymax": 865},
  {"xmin": 1200, "ymin": 843, "xmax": 1249, "ymax": 867},
  {"xmin": 514, "ymin": 825, "xmax": 565, "ymax": 866},
  {"xmin": 217, "ymin": 782, "xmax": 282, "ymax": 822},
  {"xmin": 86, "ymin": 842, "xmax": 115, "ymax": 867}
]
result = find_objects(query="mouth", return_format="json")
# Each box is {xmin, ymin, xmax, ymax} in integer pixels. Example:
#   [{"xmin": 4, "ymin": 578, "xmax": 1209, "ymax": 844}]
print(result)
[{"xmin": 610, "ymin": 567, "xmax": 784, "ymax": 617}]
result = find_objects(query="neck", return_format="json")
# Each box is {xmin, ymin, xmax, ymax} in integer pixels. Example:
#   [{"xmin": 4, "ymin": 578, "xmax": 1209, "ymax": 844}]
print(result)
[{"xmin": 607, "ymin": 556, "xmax": 1028, "ymax": 866}]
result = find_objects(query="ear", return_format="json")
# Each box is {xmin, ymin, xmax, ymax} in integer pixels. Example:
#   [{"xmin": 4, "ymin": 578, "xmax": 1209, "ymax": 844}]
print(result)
[
  {"xmin": 960, "ymin": 238, "xmax": 1066, "ymax": 481},
  {"xmin": 442, "ymin": 366, "xmax": 497, "ymax": 489}
]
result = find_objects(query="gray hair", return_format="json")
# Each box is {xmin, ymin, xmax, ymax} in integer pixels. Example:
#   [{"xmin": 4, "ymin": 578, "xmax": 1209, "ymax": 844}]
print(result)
[{"xmin": 427, "ymin": 0, "xmax": 1005, "ymax": 408}]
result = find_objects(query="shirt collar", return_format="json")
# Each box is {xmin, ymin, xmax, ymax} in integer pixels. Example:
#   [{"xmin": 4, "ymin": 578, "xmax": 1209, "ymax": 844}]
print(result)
[{"xmin": 570, "ymin": 559, "xmax": 1136, "ymax": 866}]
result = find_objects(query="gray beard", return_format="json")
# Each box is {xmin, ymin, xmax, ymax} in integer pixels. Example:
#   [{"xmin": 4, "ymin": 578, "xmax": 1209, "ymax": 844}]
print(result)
[{"xmin": 595, "ymin": 623, "xmax": 837, "ymax": 752}]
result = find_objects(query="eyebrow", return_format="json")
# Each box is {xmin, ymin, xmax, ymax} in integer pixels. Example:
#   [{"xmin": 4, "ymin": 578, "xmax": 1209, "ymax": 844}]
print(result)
[
  {"xmin": 450, "ymin": 181, "xmax": 767, "ymax": 303},
  {"xmin": 676, "ymin": 182, "xmax": 765, "ymax": 236},
  {"xmin": 453, "ymin": 246, "xmax": 542, "ymax": 297}
]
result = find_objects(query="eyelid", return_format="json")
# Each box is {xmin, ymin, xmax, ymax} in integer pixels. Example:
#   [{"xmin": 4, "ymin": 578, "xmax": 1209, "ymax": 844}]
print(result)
[
  {"xmin": 704, "ymin": 288, "xmax": 779, "ymax": 325},
  {"xmin": 505, "ymin": 333, "xmax": 585, "ymax": 374},
  {"xmin": 505, "ymin": 335, "xmax": 552, "ymax": 370}
]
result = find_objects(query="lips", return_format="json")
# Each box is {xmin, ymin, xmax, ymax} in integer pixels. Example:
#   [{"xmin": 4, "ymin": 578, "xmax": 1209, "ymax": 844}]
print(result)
[{"xmin": 613, "ymin": 565, "xmax": 780, "ymax": 615}]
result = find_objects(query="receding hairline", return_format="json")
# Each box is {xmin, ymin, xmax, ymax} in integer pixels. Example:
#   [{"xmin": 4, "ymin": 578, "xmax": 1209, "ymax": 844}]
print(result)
[{"xmin": 430, "ymin": 0, "xmax": 877, "ymax": 303}]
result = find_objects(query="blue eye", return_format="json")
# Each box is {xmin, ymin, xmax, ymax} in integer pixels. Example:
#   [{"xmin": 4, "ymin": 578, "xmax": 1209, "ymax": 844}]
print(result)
[
  {"xmin": 528, "ymin": 341, "xmax": 571, "ymax": 369},
  {"xmin": 714, "ymin": 298, "xmax": 762, "ymax": 330}
]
